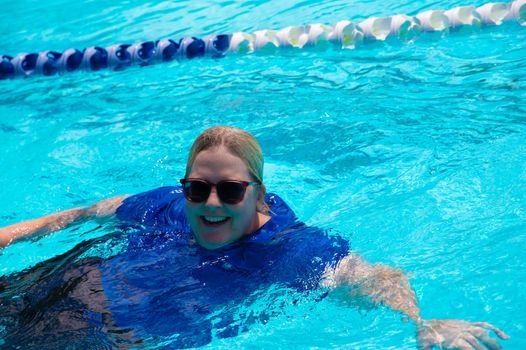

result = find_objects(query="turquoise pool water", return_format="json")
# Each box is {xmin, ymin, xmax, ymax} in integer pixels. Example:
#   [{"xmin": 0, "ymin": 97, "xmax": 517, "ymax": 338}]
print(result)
[{"xmin": 1, "ymin": 0, "xmax": 526, "ymax": 348}]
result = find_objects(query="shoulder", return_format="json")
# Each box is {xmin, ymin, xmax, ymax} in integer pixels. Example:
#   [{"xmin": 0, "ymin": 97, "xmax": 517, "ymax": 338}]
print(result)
[
  {"xmin": 115, "ymin": 186, "xmax": 186, "ymax": 226},
  {"xmin": 265, "ymin": 193, "xmax": 296, "ymax": 219},
  {"xmin": 265, "ymin": 192, "xmax": 299, "ymax": 228},
  {"xmin": 246, "ymin": 194, "xmax": 348, "ymax": 255},
  {"xmin": 260, "ymin": 193, "xmax": 350, "ymax": 265}
]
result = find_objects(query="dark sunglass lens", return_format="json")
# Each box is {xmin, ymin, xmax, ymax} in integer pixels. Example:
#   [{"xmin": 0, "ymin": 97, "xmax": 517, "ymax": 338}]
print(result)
[
  {"xmin": 186, "ymin": 181, "xmax": 210, "ymax": 202},
  {"xmin": 217, "ymin": 181, "xmax": 246, "ymax": 204}
]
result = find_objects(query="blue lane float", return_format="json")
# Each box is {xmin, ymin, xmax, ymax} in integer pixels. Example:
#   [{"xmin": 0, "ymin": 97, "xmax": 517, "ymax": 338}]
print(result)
[
  {"xmin": 0, "ymin": 55, "xmax": 16, "ymax": 79},
  {"xmin": 1, "ymin": 0, "xmax": 525, "ymax": 80}
]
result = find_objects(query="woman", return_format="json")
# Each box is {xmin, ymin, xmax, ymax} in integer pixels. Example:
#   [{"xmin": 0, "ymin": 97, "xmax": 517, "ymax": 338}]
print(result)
[{"xmin": 0, "ymin": 126, "xmax": 508, "ymax": 349}]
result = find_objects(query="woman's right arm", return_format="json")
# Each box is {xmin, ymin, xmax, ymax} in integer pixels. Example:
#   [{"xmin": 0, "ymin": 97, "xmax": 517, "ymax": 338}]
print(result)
[{"xmin": 0, "ymin": 195, "xmax": 128, "ymax": 249}]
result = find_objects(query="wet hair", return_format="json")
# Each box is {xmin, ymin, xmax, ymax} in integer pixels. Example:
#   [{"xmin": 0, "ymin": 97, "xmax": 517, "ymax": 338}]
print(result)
[{"xmin": 185, "ymin": 126, "xmax": 268, "ymax": 213}]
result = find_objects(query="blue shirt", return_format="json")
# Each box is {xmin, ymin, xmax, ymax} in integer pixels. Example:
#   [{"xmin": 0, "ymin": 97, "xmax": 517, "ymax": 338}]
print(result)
[{"xmin": 101, "ymin": 186, "xmax": 349, "ymax": 347}]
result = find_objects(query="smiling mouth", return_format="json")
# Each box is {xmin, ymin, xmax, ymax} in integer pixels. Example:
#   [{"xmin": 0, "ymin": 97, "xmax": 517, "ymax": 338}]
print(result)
[{"xmin": 201, "ymin": 216, "xmax": 230, "ymax": 226}]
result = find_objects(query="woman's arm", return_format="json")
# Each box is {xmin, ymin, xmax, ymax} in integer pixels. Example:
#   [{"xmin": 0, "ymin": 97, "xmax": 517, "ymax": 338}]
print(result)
[
  {"xmin": 322, "ymin": 254, "xmax": 509, "ymax": 350},
  {"xmin": 323, "ymin": 255, "xmax": 422, "ymax": 322},
  {"xmin": 0, "ymin": 195, "xmax": 127, "ymax": 249}
]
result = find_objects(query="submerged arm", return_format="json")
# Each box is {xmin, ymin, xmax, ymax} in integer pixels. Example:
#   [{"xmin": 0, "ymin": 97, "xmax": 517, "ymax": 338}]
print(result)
[
  {"xmin": 0, "ymin": 195, "xmax": 127, "ymax": 249},
  {"xmin": 322, "ymin": 254, "xmax": 509, "ymax": 350},
  {"xmin": 323, "ymin": 254, "xmax": 422, "ymax": 322}
]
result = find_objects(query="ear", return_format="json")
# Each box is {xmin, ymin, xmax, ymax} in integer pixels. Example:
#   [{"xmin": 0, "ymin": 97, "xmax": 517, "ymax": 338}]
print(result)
[
  {"xmin": 256, "ymin": 183, "xmax": 266, "ymax": 209},
  {"xmin": 258, "ymin": 183, "xmax": 266, "ymax": 201}
]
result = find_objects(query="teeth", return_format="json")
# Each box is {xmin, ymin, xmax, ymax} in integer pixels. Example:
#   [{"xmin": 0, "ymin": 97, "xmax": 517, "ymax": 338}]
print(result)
[{"xmin": 203, "ymin": 216, "xmax": 228, "ymax": 223}]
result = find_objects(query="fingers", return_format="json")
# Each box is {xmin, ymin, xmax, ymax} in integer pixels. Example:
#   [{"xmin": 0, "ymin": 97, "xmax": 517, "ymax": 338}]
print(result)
[
  {"xmin": 472, "ymin": 322, "xmax": 510, "ymax": 340},
  {"xmin": 452, "ymin": 338, "xmax": 477, "ymax": 350},
  {"xmin": 416, "ymin": 327, "xmax": 435, "ymax": 350},
  {"xmin": 416, "ymin": 319, "xmax": 508, "ymax": 350},
  {"xmin": 470, "ymin": 327, "xmax": 503, "ymax": 350},
  {"xmin": 416, "ymin": 341, "xmax": 433, "ymax": 350},
  {"xmin": 463, "ymin": 333, "xmax": 486, "ymax": 350}
]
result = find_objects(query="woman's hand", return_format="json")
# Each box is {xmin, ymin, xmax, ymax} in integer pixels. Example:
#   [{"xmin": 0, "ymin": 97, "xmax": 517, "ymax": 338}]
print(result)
[
  {"xmin": 323, "ymin": 254, "xmax": 509, "ymax": 349},
  {"xmin": 417, "ymin": 319, "xmax": 509, "ymax": 350}
]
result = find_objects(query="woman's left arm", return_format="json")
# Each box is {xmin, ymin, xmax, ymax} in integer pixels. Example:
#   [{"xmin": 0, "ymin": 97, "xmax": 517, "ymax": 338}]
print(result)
[{"xmin": 322, "ymin": 254, "xmax": 509, "ymax": 350}]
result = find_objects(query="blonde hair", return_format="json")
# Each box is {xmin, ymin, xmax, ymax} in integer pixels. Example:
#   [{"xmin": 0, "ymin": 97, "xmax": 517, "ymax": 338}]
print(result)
[{"xmin": 185, "ymin": 126, "xmax": 268, "ymax": 213}]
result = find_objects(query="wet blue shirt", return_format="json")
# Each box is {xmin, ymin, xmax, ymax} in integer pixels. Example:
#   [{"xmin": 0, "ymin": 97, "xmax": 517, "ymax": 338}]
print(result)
[{"xmin": 101, "ymin": 186, "xmax": 349, "ymax": 347}]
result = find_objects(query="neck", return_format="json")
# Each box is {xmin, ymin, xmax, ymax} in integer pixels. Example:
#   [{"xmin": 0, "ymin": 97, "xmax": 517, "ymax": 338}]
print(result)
[{"xmin": 246, "ymin": 211, "xmax": 271, "ymax": 236}]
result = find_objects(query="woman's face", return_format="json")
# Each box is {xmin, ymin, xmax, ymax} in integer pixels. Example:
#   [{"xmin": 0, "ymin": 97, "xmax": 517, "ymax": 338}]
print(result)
[{"xmin": 184, "ymin": 146, "xmax": 265, "ymax": 249}]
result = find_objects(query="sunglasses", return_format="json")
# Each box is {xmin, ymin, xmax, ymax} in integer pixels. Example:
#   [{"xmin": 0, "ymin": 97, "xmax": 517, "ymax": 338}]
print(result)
[{"xmin": 179, "ymin": 178, "xmax": 260, "ymax": 204}]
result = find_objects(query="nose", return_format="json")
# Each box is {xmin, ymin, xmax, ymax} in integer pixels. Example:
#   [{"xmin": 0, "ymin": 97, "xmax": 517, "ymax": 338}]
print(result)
[{"xmin": 204, "ymin": 186, "xmax": 222, "ymax": 208}]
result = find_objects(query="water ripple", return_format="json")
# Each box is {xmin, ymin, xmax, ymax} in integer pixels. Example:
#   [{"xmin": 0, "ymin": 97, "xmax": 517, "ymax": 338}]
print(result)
[{"xmin": 1, "ymin": 0, "xmax": 526, "ymax": 348}]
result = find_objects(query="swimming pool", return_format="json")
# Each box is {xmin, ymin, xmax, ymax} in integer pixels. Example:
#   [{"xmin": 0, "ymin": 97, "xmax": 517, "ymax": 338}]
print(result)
[{"xmin": 1, "ymin": 0, "xmax": 525, "ymax": 348}]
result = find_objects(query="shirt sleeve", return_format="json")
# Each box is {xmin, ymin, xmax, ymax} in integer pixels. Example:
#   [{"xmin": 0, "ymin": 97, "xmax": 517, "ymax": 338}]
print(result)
[
  {"xmin": 115, "ymin": 186, "xmax": 187, "ymax": 229},
  {"xmin": 273, "ymin": 224, "xmax": 350, "ymax": 291}
]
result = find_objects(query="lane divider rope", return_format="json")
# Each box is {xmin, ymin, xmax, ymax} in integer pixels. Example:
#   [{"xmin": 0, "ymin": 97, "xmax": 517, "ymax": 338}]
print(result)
[{"xmin": 0, "ymin": 0, "xmax": 524, "ymax": 80}]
